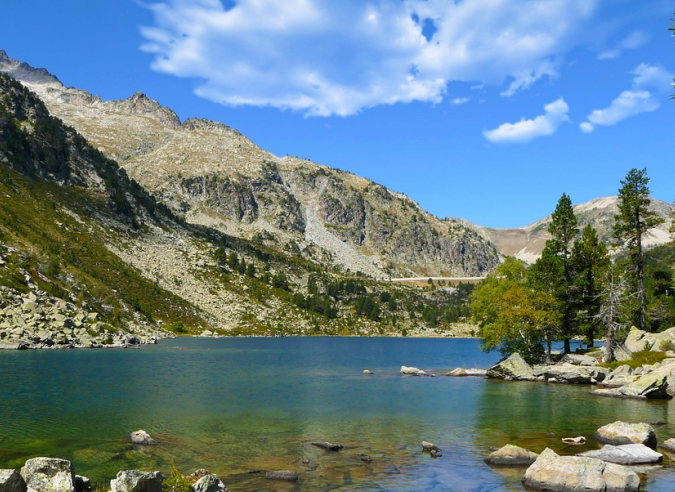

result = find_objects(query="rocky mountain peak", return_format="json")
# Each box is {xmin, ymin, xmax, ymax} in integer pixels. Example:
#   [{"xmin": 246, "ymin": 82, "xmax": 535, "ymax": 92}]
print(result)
[
  {"xmin": 0, "ymin": 50, "xmax": 62, "ymax": 87},
  {"xmin": 107, "ymin": 92, "xmax": 181, "ymax": 129}
]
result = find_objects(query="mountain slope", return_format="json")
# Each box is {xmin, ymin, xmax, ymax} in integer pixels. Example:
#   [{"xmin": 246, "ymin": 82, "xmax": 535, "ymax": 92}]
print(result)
[
  {"xmin": 472, "ymin": 196, "xmax": 673, "ymax": 263},
  {"xmin": 0, "ymin": 50, "xmax": 500, "ymax": 279}
]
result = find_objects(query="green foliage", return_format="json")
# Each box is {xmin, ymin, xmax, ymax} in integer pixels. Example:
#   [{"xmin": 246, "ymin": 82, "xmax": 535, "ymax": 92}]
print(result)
[
  {"xmin": 613, "ymin": 168, "xmax": 665, "ymax": 330},
  {"xmin": 601, "ymin": 350, "xmax": 668, "ymax": 370},
  {"xmin": 162, "ymin": 461, "xmax": 192, "ymax": 492}
]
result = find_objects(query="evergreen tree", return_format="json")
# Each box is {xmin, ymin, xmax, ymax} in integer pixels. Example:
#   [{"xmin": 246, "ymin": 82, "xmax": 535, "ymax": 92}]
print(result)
[
  {"xmin": 570, "ymin": 224, "xmax": 609, "ymax": 347},
  {"xmin": 530, "ymin": 193, "xmax": 578, "ymax": 353},
  {"xmin": 613, "ymin": 168, "xmax": 664, "ymax": 330}
]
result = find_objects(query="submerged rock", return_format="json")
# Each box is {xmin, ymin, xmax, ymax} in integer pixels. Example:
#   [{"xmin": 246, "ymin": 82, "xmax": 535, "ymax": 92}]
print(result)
[
  {"xmin": 109, "ymin": 470, "xmax": 163, "ymax": 492},
  {"xmin": 486, "ymin": 353, "xmax": 535, "ymax": 381},
  {"xmin": 593, "ymin": 374, "xmax": 671, "ymax": 400},
  {"xmin": 578, "ymin": 443, "xmax": 663, "ymax": 465},
  {"xmin": 0, "ymin": 469, "xmax": 26, "ymax": 492},
  {"xmin": 264, "ymin": 471, "xmax": 298, "ymax": 482},
  {"xmin": 20, "ymin": 457, "xmax": 75, "ymax": 492},
  {"xmin": 523, "ymin": 448, "xmax": 640, "ymax": 492},
  {"xmin": 484, "ymin": 444, "xmax": 538, "ymax": 466},
  {"xmin": 594, "ymin": 421, "xmax": 657, "ymax": 448}
]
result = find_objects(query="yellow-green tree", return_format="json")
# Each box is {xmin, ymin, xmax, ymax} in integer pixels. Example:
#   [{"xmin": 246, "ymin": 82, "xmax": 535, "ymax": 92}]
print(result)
[{"xmin": 471, "ymin": 257, "xmax": 560, "ymax": 363}]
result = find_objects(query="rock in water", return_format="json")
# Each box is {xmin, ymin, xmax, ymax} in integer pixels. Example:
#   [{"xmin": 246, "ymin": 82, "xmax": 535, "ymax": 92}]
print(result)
[
  {"xmin": 20, "ymin": 458, "xmax": 75, "ymax": 492},
  {"xmin": 129, "ymin": 430, "xmax": 157, "ymax": 445},
  {"xmin": 264, "ymin": 471, "xmax": 298, "ymax": 482},
  {"xmin": 109, "ymin": 470, "xmax": 163, "ymax": 492},
  {"xmin": 578, "ymin": 443, "xmax": 663, "ymax": 465},
  {"xmin": 660, "ymin": 438, "xmax": 675, "ymax": 453},
  {"xmin": 0, "ymin": 469, "xmax": 26, "ymax": 492},
  {"xmin": 523, "ymin": 448, "xmax": 640, "ymax": 491},
  {"xmin": 486, "ymin": 353, "xmax": 536, "ymax": 381},
  {"xmin": 594, "ymin": 421, "xmax": 657, "ymax": 448},
  {"xmin": 192, "ymin": 474, "xmax": 226, "ymax": 492},
  {"xmin": 484, "ymin": 444, "xmax": 538, "ymax": 466},
  {"xmin": 422, "ymin": 441, "xmax": 441, "ymax": 452},
  {"xmin": 311, "ymin": 442, "xmax": 343, "ymax": 451}
]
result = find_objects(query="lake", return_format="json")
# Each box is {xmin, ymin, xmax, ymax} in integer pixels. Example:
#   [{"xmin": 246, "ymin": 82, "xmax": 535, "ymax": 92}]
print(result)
[{"xmin": 1, "ymin": 337, "xmax": 675, "ymax": 491}]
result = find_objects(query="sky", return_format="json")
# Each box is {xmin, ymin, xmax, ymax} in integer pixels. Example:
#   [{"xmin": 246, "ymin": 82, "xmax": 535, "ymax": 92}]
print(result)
[{"xmin": 1, "ymin": 0, "xmax": 674, "ymax": 229}]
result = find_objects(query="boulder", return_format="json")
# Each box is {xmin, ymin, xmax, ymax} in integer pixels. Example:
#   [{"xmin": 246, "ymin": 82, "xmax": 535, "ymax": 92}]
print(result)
[
  {"xmin": 400, "ymin": 366, "xmax": 430, "ymax": 376},
  {"xmin": 109, "ymin": 470, "xmax": 163, "ymax": 492},
  {"xmin": 625, "ymin": 325, "xmax": 675, "ymax": 352},
  {"xmin": 523, "ymin": 448, "xmax": 640, "ymax": 492},
  {"xmin": 486, "ymin": 353, "xmax": 536, "ymax": 381},
  {"xmin": 0, "ymin": 469, "xmax": 26, "ymax": 492},
  {"xmin": 578, "ymin": 443, "xmax": 663, "ymax": 465},
  {"xmin": 192, "ymin": 474, "xmax": 226, "ymax": 492},
  {"xmin": 445, "ymin": 368, "xmax": 487, "ymax": 377},
  {"xmin": 264, "ymin": 471, "xmax": 298, "ymax": 482},
  {"xmin": 129, "ymin": 430, "xmax": 157, "ymax": 445},
  {"xmin": 612, "ymin": 343, "xmax": 633, "ymax": 362},
  {"xmin": 533, "ymin": 363, "xmax": 607, "ymax": 384},
  {"xmin": 559, "ymin": 353, "xmax": 598, "ymax": 366},
  {"xmin": 20, "ymin": 458, "xmax": 75, "ymax": 492},
  {"xmin": 484, "ymin": 444, "xmax": 538, "ymax": 466},
  {"xmin": 594, "ymin": 421, "xmax": 657, "ymax": 448},
  {"xmin": 660, "ymin": 437, "xmax": 675, "ymax": 454},
  {"xmin": 593, "ymin": 373, "xmax": 672, "ymax": 400}
]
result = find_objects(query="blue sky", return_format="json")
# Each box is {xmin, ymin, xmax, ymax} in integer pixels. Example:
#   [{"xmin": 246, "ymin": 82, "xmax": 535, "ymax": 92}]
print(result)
[{"xmin": 1, "ymin": 0, "xmax": 674, "ymax": 228}]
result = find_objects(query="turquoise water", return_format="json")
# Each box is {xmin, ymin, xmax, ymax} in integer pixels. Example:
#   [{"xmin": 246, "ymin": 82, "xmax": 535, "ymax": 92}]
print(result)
[{"xmin": 1, "ymin": 337, "xmax": 675, "ymax": 491}]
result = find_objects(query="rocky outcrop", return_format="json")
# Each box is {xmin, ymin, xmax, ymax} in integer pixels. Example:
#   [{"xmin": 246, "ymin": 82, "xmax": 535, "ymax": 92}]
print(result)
[
  {"xmin": 0, "ymin": 469, "xmax": 26, "ymax": 492},
  {"xmin": 486, "ymin": 353, "xmax": 536, "ymax": 381},
  {"xmin": 523, "ymin": 448, "xmax": 640, "ymax": 492},
  {"xmin": 109, "ymin": 470, "xmax": 163, "ymax": 492},
  {"xmin": 593, "ymin": 373, "xmax": 671, "ymax": 400},
  {"xmin": 484, "ymin": 444, "xmax": 538, "ymax": 466},
  {"xmin": 578, "ymin": 443, "xmax": 663, "ymax": 465},
  {"xmin": 559, "ymin": 353, "xmax": 598, "ymax": 366},
  {"xmin": 20, "ymin": 458, "xmax": 75, "ymax": 492},
  {"xmin": 625, "ymin": 326, "xmax": 675, "ymax": 352},
  {"xmin": 594, "ymin": 421, "xmax": 657, "ymax": 448}
]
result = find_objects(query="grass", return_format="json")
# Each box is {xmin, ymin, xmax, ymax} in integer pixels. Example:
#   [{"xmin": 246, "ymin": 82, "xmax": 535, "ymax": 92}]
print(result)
[{"xmin": 601, "ymin": 350, "xmax": 669, "ymax": 370}]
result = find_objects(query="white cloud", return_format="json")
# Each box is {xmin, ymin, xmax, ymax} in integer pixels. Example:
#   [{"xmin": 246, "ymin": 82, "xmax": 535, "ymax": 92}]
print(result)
[
  {"xmin": 598, "ymin": 30, "xmax": 649, "ymax": 60},
  {"xmin": 451, "ymin": 97, "xmax": 469, "ymax": 105},
  {"xmin": 140, "ymin": 0, "xmax": 599, "ymax": 116},
  {"xmin": 483, "ymin": 98, "xmax": 570, "ymax": 144},
  {"xmin": 580, "ymin": 64, "xmax": 671, "ymax": 133}
]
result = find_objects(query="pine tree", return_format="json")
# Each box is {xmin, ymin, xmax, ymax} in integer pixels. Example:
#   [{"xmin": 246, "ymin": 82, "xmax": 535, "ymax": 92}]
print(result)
[
  {"xmin": 613, "ymin": 168, "xmax": 664, "ymax": 330},
  {"xmin": 570, "ymin": 224, "xmax": 609, "ymax": 347},
  {"xmin": 530, "ymin": 193, "xmax": 578, "ymax": 353}
]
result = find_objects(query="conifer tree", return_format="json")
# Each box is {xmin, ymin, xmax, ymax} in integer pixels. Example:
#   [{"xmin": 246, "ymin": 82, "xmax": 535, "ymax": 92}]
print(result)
[
  {"xmin": 530, "ymin": 193, "xmax": 578, "ymax": 353},
  {"xmin": 613, "ymin": 168, "xmax": 664, "ymax": 330},
  {"xmin": 570, "ymin": 224, "xmax": 609, "ymax": 346}
]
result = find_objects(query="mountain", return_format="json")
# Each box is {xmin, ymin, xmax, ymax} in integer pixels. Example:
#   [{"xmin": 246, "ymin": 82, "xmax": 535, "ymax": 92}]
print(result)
[
  {"xmin": 471, "ymin": 196, "xmax": 673, "ymax": 263},
  {"xmin": 0, "ymin": 50, "xmax": 500, "ymax": 279},
  {"xmin": 0, "ymin": 66, "xmax": 484, "ymax": 347}
]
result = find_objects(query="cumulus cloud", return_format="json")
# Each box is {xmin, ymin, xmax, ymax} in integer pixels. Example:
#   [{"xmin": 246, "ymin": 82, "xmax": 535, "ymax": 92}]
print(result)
[
  {"xmin": 580, "ymin": 64, "xmax": 671, "ymax": 133},
  {"xmin": 140, "ymin": 0, "xmax": 598, "ymax": 116},
  {"xmin": 483, "ymin": 98, "xmax": 570, "ymax": 144}
]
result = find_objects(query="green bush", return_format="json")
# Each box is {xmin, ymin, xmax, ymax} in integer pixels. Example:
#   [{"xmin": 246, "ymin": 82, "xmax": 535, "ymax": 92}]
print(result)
[{"xmin": 602, "ymin": 350, "xmax": 668, "ymax": 370}]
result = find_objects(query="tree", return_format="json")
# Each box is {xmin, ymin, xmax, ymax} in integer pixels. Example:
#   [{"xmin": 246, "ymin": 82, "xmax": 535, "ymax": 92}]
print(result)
[
  {"xmin": 613, "ymin": 168, "xmax": 664, "ymax": 330},
  {"xmin": 597, "ymin": 261, "xmax": 630, "ymax": 363},
  {"xmin": 529, "ymin": 193, "xmax": 578, "ymax": 353},
  {"xmin": 471, "ymin": 257, "xmax": 558, "ymax": 363},
  {"xmin": 570, "ymin": 225, "xmax": 609, "ymax": 347}
]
